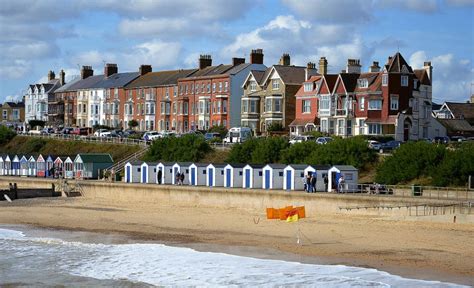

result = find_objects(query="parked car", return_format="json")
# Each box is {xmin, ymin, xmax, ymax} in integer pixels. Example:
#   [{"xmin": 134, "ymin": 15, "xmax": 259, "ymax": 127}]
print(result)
[
  {"xmin": 434, "ymin": 136, "xmax": 450, "ymax": 144},
  {"xmin": 450, "ymin": 136, "xmax": 466, "ymax": 142},
  {"xmin": 316, "ymin": 137, "xmax": 333, "ymax": 145},
  {"xmin": 60, "ymin": 127, "xmax": 74, "ymax": 134},
  {"xmin": 41, "ymin": 127, "xmax": 55, "ymax": 135},
  {"xmin": 367, "ymin": 140, "xmax": 382, "ymax": 150},
  {"xmin": 143, "ymin": 131, "xmax": 161, "ymax": 141},
  {"xmin": 204, "ymin": 132, "xmax": 221, "ymax": 141},
  {"xmin": 93, "ymin": 129, "xmax": 109, "ymax": 137},
  {"xmin": 289, "ymin": 135, "xmax": 315, "ymax": 144},
  {"xmin": 379, "ymin": 140, "xmax": 401, "ymax": 153},
  {"xmin": 72, "ymin": 127, "xmax": 92, "ymax": 136}
]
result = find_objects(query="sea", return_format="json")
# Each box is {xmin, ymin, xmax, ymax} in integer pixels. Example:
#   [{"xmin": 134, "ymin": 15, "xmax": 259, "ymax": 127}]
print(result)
[{"xmin": 0, "ymin": 226, "xmax": 468, "ymax": 287}]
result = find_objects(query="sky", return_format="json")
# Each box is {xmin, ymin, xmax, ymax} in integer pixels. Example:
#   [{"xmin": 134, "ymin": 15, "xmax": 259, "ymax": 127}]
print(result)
[{"xmin": 0, "ymin": 0, "xmax": 473, "ymax": 103}]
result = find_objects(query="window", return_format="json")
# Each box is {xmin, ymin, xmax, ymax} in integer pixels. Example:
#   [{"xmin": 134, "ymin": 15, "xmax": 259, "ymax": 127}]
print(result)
[
  {"xmin": 368, "ymin": 123, "xmax": 382, "ymax": 135},
  {"xmin": 413, "ymin": 79, "xmax": 418, "ymax": 88},
  {"xmin": 173, "ymin": 86, "xmax": 177, "ymax": 97},
  {"xmin": 272, "ymin": 79, "xmax": 279, "ymax": 90},
  {"xmin": 303, "ymin": 100, "xmax": 311, "ymax": 113},
  {"xmin": 368, "ymin": 99, "xmax": 382, "ymax": 110},
  {"xmin": 224, "ymin": 81, "xmax": 228, "ymax": 92},
  {"xmin": 250, "ymin": 100, "xmax": 257, "ymax": 113},
  {"xmin": 265, "ymin": 98, "xmax": 272, "ymax": 112},
  {"xmin": 357, "ymin": 79, "xmax": 368, "ymax": 88},
  {"xmin": 382, "ymin": 74, "xmax": 388, "ymax": 86},
  {"xmin": 207, "ymin": 84, "xmax": 211, "ymax": 93},
  {"xmin": 183, "ymin": 102, "xmax": 188, "ymax": 115},
  {"xmin": 359, "ymin": 97, "xmax": 365, "ymax": 111},
  {"xmin": 217, "ymin": 101, "xmax": 221, "ymax": 113},
  {"xmin": 320, "ymin": 95, "xmax": 330, "ymax": 110},
  {"xmin": 321, "ymin": 119, "xmax": 328, "ymax": 132},
  {"xmin": 401, "ymin": 75, "xmax": 408, "ymax": 87},
  {"xmin": 2, "ymin": 110, "xmax": 7, "ymax": 120},
  {"xmin": 173, "ymin": 103, "xmax": 177, "ymax": 115},
  {"xmin": 304, "ymin": 83, "xmax": 312, "ymax": 92},
  {"xmin": 275, "ymin": 99, "xmax": 282, "ymax": 112},
  {"xmin": 12, "ymin": 109, "xmax": 19, "ymax": 120},
  {"xmin": 212, "ymin": 83, "xmax": 216, "ymax": 92},
  {"xmin": 390, "ymin": 95, "xmax": 399, "ymax": 110},
  {"xmin": 223, "ymin": 100, "xmax": 227, "ymax": 113},
  {"xmin": 242, "ymin": 100, "xmax": 248, "ymax": 113},
  {"xmin": 213, "ymin": 102, "xmax": 216, "ymax": 114},
  {"xmin": 338, "ymin": 119, "xmax": 345, "ymax": 135},
  {"xmin": 250, "ymin": 81, "xmax": 257, "ymax": 92},
  {"xmin": 358, "ymin": 119, "xmax": 365, "ymax": 135},
  {"xmin": 165, "ymin": 87, "xmax": 169, "ymax": 97},
  {"xmin": 218, "ymin": 82, "xmax": 222, "ymax": 92}
]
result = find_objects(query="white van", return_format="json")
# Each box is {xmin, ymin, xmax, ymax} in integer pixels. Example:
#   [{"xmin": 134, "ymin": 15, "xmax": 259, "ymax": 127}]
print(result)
[{"xmin": 223, "ymin": 127, "xmax": 252, "ymax": 144}]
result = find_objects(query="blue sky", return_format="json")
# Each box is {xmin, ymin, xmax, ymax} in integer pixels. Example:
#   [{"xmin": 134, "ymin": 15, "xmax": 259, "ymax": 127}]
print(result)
[{"xmin": 0, "ymin": 0, "xmax": 473, "ymax": 103}]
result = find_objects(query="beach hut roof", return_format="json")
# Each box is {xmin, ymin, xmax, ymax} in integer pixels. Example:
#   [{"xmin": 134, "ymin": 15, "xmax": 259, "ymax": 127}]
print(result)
[
  {"xmin": 244, "ymin": 164, "xmax": 265, "ymax": 169},
  {"xmin": 159, "ymin": 162, "xmax": 175, "ymax": 166},
  {"xmin": 179, "ymin": 162, "xmax": 195, "ymax": 167},
  {"xmin": 311, "ymin": 165, "xmax": 331, "ymax": 170},
  {"xmin": 286, "ymin": 164, "xmax": 308, "ymax": 170},
  {"xmin": 208, "ymin": 163, "xmax": 226, "ymax": 168},
  {"xmin": 332, "ymin": 165, "xmax": 357, "ymax": 171},
  {"xmin": 128, "ymin": 160, "xmax": 143, "ymax": 165},
  {"xmin": 77, "ymin": 153, "xmax": 113, "ymax": 163},
  {"xmin": 143, "ymin": 162, "xmax": 159, "ymax": 166},
  {"xmin": 190, "ymin": 162, "xmax": 208, "ymax": 167},
  {"xmin": 264, "ymin": 164, "xmax": 286, "ymax": 169}
]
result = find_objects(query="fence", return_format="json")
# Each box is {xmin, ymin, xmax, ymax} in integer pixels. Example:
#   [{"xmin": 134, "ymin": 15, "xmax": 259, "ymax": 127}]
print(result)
[
  {"xmin": 20, "ymin": 133, "xmax": 149, "ymax": 147},
  {"xmin": 337, "ymin": 183, "xmax": 474, "ymax": 201}
]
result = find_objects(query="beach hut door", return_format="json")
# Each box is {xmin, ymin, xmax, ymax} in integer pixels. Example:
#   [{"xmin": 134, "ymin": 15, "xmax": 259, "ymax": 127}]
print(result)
[
  {"xmin": 191, "ymin": 167, "xmax": 196, "ymax": 185},
  {"xmin": 126, "ymin": 166, "xmax": 131, "ymax": 183},
  {"xmin": 245, "ymin": 169, "xmax": 250, "ymax": 188},
  {"xmin": 208, "ymin": 168, "xmax": 214, "ymax": 186},
  {"xmin": 142, "ymin": 166, "xmax": 147, "ymax": 183},
  {"xmin": 286, "ymin": 170, "xmax": 292, "ymax": 190},
  {"xmin": 264, "ymin": 170, "xmax": 270, "ymax": 189},
  {"xmin": 226, "ymin": 169, "xmax": 231, "ymax": 187}
]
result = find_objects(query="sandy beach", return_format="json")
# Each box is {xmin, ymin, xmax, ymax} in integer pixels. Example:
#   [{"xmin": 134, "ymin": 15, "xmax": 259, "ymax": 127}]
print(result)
[{"xmin": 0, "ymin": 196, "xmax": 473, "ymax": 286}]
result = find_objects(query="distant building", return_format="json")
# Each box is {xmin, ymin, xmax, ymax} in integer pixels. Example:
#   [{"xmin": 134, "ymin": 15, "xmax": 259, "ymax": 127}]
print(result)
[
  {"xmin": 1, "ymin": 101, "xmax": 25, "ymax": 128},
  {"xmin": 24, "ymin": 71, "xmax": 62, "ymax": 125},
  {"xmin": 433, "ymin": 101, "xmax": 474, "ymax": 137}
]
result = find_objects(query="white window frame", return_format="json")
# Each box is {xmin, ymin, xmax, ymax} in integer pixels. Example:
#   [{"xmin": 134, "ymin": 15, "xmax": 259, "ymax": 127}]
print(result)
[
  {"xmin": 368, "ymin": 123, "xmax": 382, "ymax": 135},
  {"xmin": 304, "ymin": 83, "xmax": 312, "ymax": 92},
  {"xmin": 357, "ymin": 79, "xmax": 368, "ymax": 88},
  {"xmin": 272, "ymin": 79, "xmax": 280, "ymax": 90},
  {"xmin": 359, "ymin": 97, "xmax": 365, "ymax": 111},
  {"xmin": 303, "ymin": 100, "xmax": 311, "ymax": 113},
  {"xmin": 382, "ymin": 74, "xmax": 388, "ymax": 86},
  {"xmin": 401, "ymin": 75, "xmax": 409, "ymax": 87},
  {"xmin": 390, "ymin": 95, "xmax": 399, "ymax": 110},
  {"xmin": 368, "ymin": 99, "xmax": 382, "ymax": 110}
]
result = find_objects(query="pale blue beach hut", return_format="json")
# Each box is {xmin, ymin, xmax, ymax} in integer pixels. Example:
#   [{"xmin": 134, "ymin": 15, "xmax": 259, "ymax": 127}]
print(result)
[
  {"xmin": 206, "ymin": 163, "xmax": 226, "ymax": 187},
  {"xmin": 223, "ymin": 163, "xmax": 245, "ymax": 188},
  {"xmin": 283, "ymin": 164, "xmax": 307, "ymax": 191},
  {"xmin": 28, "ymin": 156, "xmax": 37, "ymax": 177},
  {"xmin": 328, "ymin": 165, "xmax": 358, "ymax": 192},
  {"xmin": 242, "ymin": 164, "xmax": 264, "ymax": 189},
  {"xmin": 12, "ymin": 155, "xmax": 20, "ymax": 176},
  {"xmin": 124, "ymin": 161, "xmax": 142, "ymax": 183},
  {"xmin": 19, "ymin": 155, "xmax": 28, "ymax": 176},
  {"xmin": 262, "ymin": 164, "xmax": 286, "ymax": 190}
]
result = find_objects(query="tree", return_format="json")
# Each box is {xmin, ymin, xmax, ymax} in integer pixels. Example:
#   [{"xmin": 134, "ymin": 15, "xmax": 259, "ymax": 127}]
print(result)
[
  {"xmin": 208, "ymin": 125, "xmax": 228, "ymax": 138},
  {"xmin": 266, "ymin": 123, "xmax": 284, "ymax": 132},
  {"xmin": 143, "ymin": 134, "xmax": 212, "ymax": 162},
  {"xmin": 128, "ymin": 119, "xmax": 139, "ymax": 130},
  {"xmin": 0, "ymin": 125, "xmax": 16, "ymax": 145}
]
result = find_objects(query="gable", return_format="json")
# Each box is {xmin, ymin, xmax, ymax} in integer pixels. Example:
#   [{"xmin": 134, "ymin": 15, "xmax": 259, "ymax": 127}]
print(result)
[{"xmin": 334, "ymin": 77, "xmax": 347, "ymax": 94}]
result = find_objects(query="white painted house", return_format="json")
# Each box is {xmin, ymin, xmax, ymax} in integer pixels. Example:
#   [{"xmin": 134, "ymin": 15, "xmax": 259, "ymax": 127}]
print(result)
[{"xmin": 24, "ymin": 71, "xmax": 61, "ymax": 125}]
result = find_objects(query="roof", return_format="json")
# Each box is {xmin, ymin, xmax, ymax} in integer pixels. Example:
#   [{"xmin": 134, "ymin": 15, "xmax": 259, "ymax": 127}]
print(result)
[
  {"xmin": 189, "ymin": 162, "xmax": 207, "ymax": 167},
  {"xmin": 310, "ymin": 165, "xmax": 331, "ymax": 170},
  {"xmin": 250, "ymin": 70, "xmax": 265, "ymax": 84},
  {"xmin": 386, "ymin": 52, "xmax": 414, "ymax": 73},
  {"xmin": 272, "ymin": 65, "xmax": 306, "ymax": 85},
  {"xmin": 3, "ymin": 102, "xmax": 24, "ymax": 108},
  {"xmin": 437, "ymin": 119, "xmax": 474, "ymax": 132},
  {"xmin": 338, "ymin": 73, "xmax": 360, "ymax": 92},
  {"xmin": 286, "ymin": 164, "xmax": 308, "ymax": 170},
  {"xmin": 208, "ymin": 163, "xmax": 226, "ymax": 168},
  {"xmin": 445, "ymin": 102, "xmax": 474, "ymax": 120},
  {"xmin": 184, "ymin": 64, "xmax": 233, "ymax": 79},
  {"xmin": 332, "ymin": 165, "xmax": 357, "ymax": 171},
  {"xmin": 77, "ymin": 153, "xmax": 113, "ymax": 163},
  {"xmin": 414, "ymin": 69, "xmax": 431, "ymax": 85},
  {"xmin": 225, "ymin": 163, "xmax": 246, "ymax": 168},
  {"xmin": 245, "ymin": 164, "xmax": 265, "ymax": 169},
  {"xmin": 92, "ymin": 72, "xmax": 140, "ymax": 89},
  {"xmin": 127, "ymin": 161, "xmax": 143, "ymax": 165},
  {"xmin": 264, "ymin": 164, "xmax": 286, "ymax": 169},
  {"xmin": 289, "ymin": 118, "xmax": 318, "ymax": 126},
  {"xmin": 72, "ymin": 75, "xmax": 104, "ymax": 90},
  {"xmin": 226, "ymin": 63, "xmax": 252, "ymax": 75},
  {"xmin": 54, "ymin": 77, "xmax": 82, "ymax": 93},
  {"xmin": 143, "ymin": 161, "xmax": 159, "ymax": 166},
  {"xmin": 126, "ymin": 69, "xmax": 197, "ymax": 88},
  {"xmin": 160, "ymin": 162, "xmax": 175, "ymax": 166}
]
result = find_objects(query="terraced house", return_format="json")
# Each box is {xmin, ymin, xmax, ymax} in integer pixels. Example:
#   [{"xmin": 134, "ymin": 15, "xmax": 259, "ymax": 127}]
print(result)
[
  {"xmin": 291, "ymin": 52, "xmax": 446, "ymax": 141},
  {"xmin": 24, "ymin": 71, "xmax": 62, "ymax": 125},
  {"xmin": 241, "ymin": 53, "xmax": 309, "ymax": 135}
]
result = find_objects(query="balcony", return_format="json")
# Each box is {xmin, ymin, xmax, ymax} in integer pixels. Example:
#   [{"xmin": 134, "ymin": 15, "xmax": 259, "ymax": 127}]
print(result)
[{"xmin": 335, "ymin": 109, "xmax": 354, "ymax": 117}]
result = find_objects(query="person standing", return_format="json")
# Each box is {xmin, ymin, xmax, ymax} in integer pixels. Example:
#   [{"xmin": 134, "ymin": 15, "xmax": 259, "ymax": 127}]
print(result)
[
  {"xmin": 175, "ymin": 172, "xmax": 180, "ymax": 185},
  {"xmin": 311, "ymin": 173, "xmax": 317, "ymax": 193},
  {"xmin": 157, "ymin": 169, "xmax": 162, "ymax": 184},
  {"xmin": 338, "ymin": 175, "xmax": 345, "ymax": 193},
  {"xmin": 180, "ymin": 172, "xmax": 185, "ymax": 185},
  {"xmin": 306, "ymin": 174, "xmax": 311, "ymax": 193},
  {"xmin": 323, "ymin": 174, "xmax": 328, "ymax": 192}
]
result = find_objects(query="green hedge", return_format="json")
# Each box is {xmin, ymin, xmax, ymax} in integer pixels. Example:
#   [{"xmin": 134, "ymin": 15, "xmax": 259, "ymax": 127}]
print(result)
[
  {"xmin": 143, "ymin": 134, "xmax": 212, "ymax": 162},
  {"xmin": 0, "ymin": 125, "xmax": 16, "ymax": 145}
]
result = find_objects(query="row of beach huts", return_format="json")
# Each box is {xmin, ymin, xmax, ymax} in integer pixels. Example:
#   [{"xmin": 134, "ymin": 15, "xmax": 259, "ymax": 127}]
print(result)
[
  {"xmin": 0, "ymin": 153, "xmax": 113, "ymax": 179},
  {"xmin": 124, "ymin": 161, "xmax": 358, "ymax": 192}
]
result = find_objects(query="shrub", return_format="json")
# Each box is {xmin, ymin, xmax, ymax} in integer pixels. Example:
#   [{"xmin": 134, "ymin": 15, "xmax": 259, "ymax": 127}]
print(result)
[
  {"xmin": 431, "ymin": 142, "xmax": 474, "ymax": 187},
  {"xmin": 143, "ymin": 134, "xmax": 212, "ymax": 162},
  {"xmin": 0, "ymin": 125, "xmax": 16, "ymax": 145},
  {"xmin": 280, "ymin": 141, "xmax": 319, "ymax": 164},
  {"xmin": 250, "ymin": 136, "xmax": 289, "ymax": 164},
  {"xmin": 128, "ymin": 120, "xmax": 139, "ymax": 130},
  {"xmin": 375, "ymin": 142, "xmax": 446, "ymax": 185},
  {"xmin": 225, "ymin": 138, "xmax": 259, "ymax": 164},
  {"xmin": 208, "ymin": 125, "xmax": 228, "ymax": 138},
  {"xmin": 266, "ymin": 123, "xmax": 284, "ymax": 132}
]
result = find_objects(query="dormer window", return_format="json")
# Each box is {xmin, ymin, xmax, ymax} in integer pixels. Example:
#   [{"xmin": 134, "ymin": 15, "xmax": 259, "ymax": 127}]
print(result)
[
  {"xmin": 304, "ymin": 83, "xmax": 313, "ymax": 92},
  {"xmin": 272, "ymin": 79, "xmax": 280, "ymax": 90},
  {"xmin": 401, "ymin": 75, "xmax": 409, "ymax": 87},
  {"xmin": 250, "ymin": 81, "xmax": 257, "ymax": 92},
  {"xmin": 357, "ymin": 79, "xmax": 368, "ymax": 88}
]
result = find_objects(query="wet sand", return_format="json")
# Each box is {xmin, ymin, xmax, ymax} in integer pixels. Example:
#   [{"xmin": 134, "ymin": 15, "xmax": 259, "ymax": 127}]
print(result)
[{"xmin": 0, "ymin": 197, "xmax": 473, "ymax": 286}]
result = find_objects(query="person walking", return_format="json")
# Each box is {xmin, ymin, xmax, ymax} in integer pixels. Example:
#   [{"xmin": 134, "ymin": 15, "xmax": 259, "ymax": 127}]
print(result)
[
  {"xmin": 157, "ymin": 169, "xmax": 162, "ymax": 184},
  {"xmin": 175, "ymin": 172, "xmax": 180, "ymax": 185},
  {"xmin": 323, "ymin": 174, "xmax": 328, "ymax": 192},
  {"xmin": 338, "ymin": 175, "xmax": 345, "ymax": 193},
  {"xmin": 180, "ymin": 172, "xmax": 185, "ymax": 185},
  {"xmin": 306, "ymin": 174, "xmax": 311, "ymax": 193},
  {"xmin": 311, "ymin": 173, "xmax": 317, "ymax": 193}
]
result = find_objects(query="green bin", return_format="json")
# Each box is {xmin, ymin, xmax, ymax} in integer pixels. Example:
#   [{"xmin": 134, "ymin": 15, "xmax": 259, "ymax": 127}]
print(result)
[{"xmin": 412, "ymin": 185, "xmax": 423, "ymax": 196}]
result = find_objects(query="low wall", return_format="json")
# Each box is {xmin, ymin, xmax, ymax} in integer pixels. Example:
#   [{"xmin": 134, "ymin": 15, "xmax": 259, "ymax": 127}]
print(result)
[{"xmin": 1, "ymin": 177, "xmax": 471, "ymax": 223}]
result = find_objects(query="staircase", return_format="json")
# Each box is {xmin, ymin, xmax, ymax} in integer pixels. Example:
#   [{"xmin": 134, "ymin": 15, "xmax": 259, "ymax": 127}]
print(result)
[{"xmin": 104, "ymin": 145, "xmax": 149, "ymax": 178}]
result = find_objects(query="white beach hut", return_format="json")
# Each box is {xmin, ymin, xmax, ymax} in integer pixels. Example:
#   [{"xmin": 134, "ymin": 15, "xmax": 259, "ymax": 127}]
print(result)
[
  {"xmin": 206, "ymin": 163, "xmax": 226, "ymax": 187},
  {"xmin": 224, "ymin": 164, "xmax": 245, "ymax": 188},
  {"xmin": 12, "ymin": 155, "xmax": 20, "ymax": 176},
  {"xmin": 19, "ymin": 155, "xmax": 28, "ymax": 176},
  {"xmin": 140, "ymin": 162, "xmax": 158, "ymax": 184},
  {"xmin": 328, "ymin": 165, "xmax": 359, "ymax": 192},
  {"xmin": 188, "ymin": 163, "xmax": 207, "ymax": 186},
  {"xmin": 171, "ymin": 163, "xmax": 181, "ymax": 185},
  {"xmin": 304, "ymin": 165, "xmax": 331, "ymax": 192},
  {"xmin": 177, "ymin": 162, "xmax": 192, "ymax": 185},
  {"xmin": 242, "ymin": 164, "xmax": 265, "ymax": 189},
  {"xmin": 64, "ymin": 157, "xmax": 74, "ymax": 179},
  {"xmin": 124, "ymin": 161, "xmax": 143, "ymax": 183},
  {"xmin": 262, "ymin": 164, "xmax": 286, "ymax": 190},
  {"xmin": 28, "ymin": 156, "xmax": 37, "ymax": 177},
  {"xmin": 156, "ymin": 162, "xmax": 174, "ymax": 184},
  {"xmin": 0, "ymin": 155, "xmax": 4, "ymax": 176},
  {"xmin": 4, "ymin": 155, "xmax": 12, "ymax": 176},
  {"xmin": 283, "ymin": 164, "xmax": 308, "ymax": 191}
]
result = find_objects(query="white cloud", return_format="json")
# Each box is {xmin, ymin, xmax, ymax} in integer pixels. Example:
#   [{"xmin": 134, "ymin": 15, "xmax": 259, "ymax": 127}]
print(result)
[
  {"xmin": 376, "ymin": 0, "xmax": 439, "ymax": 13},
  {"xmin": 5, "ymin": 94, "xmax": 22, "ymax": 102},
  {"xmin": 409, "ymin": 50, "xmax": 428, "ymax": 69},
  {"xmin": 0, "ymin": 60, "xmax": 31, "ymax": 79}
]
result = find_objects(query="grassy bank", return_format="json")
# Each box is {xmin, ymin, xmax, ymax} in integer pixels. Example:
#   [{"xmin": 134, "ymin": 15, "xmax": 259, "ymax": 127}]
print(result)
[{"xmin": 0, "ymin": 136, "xmax": 140, "ymax": 162}]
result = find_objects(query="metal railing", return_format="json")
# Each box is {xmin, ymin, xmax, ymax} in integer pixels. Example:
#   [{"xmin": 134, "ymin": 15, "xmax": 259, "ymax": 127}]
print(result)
[{"xmin": 19, "ymin": 133, "xmax": 149, "ymax": 147}]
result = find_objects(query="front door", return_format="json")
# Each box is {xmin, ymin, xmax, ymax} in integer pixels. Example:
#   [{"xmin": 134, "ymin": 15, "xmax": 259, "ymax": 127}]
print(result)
[
  {"xmin": 245, "ymin": 169, "xmax": 251, "ymax": 188},
  {"xmin": 286, "ymin": 170, "xmax": 292, "ymax": 190},
  {"xmin": 265, "ymin": 170, "xmax": 270, "ymax": 189},
  {"xmin": 226, "ymin": 169, "xmax": 231, "ymax": 187},
  {"xmin": 142, "ymin": 166, "xmax": 147, "ymax": 183},
  {"xmin": 208, "ymin": 168, "xmax": 214, "ymax": 186},
  {"xmin": 126, "ymin": 166, "xmax": 131, "ymax": 183},
  {"xmin": 191, "ymin": 167, "xmax": 196, "ymax": 185}
]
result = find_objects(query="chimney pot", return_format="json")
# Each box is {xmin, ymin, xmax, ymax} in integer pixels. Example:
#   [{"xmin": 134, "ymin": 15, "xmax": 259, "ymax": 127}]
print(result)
[
  {"xmin": 199, "ymin": 54, "xmax": 212, "ymax": 69},
  {"xmin": 81, "ymin": 66, "xmax": 94, "ymax": 79},
  {"xmin": 139, "ymin": 65, "xmax": 152, "ymax": 76},
  {"xmin": 250, "ymin": 48, "xmax": 264, "ymax": 64},
  {"xmin": 59, "ymin": 69, "xmax": 65, "ymax": 86},
  {"xmin": 232, "ymin": 57, "xmax": 245, "ymax": 66},
  {"xmin": 47, "ymin": 70, "xmax": 55, "ymax": 81},
  {"xmin": 319, "ymin": 57, "xmax": 328, "ymax": 75},
  {"xmin": 104, "ymin": 63, "xmax": 118, "ymax": 77},
  {"xmin": 346, "ymin": 58, "xmax": 361, "ymax": 73},
  {"xmin": 305, "ymin": 62, "xmax": 318, "ymax": 80},
  {"xmin": 279, "ymin": 53, "xmax": 290, "ymax": 66},
  {"xmin": 369, "ymin": 61, "xmax": 380, "ymax": 72}
]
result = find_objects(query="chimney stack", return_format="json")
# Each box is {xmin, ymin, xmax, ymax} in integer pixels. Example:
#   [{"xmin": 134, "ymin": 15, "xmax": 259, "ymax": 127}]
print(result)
[
  {"xmin": 139, "ymin": 64, "xmax": 152, "ymax": 76},
  {"xmin": 80, "ymin": 66, "xmax": 94, "ymax": 79},
  {"xmin": 346, "ymin": 59, "xmax": 361, "ymax": 73},
  {"xmin": 305, "ymin": 62, "xmax": 318, "ymax": 80},
  {"xmin": 199, "ymin": 54, "xmax": 212, "ymax": 70},
  {"xmin": 59, "ymin": 69, "xmax": 65, "ymax": 86},
  {"xmin": 387, "ymin": 56, "xmax": 393, "ymax": 64},
  {"xmin": 319, "ymin": 57, "xmax": 328, "ymax": 75},
  {"xmin": 279, "ymin": 53, "xmax": 290, "ymax": 66},
  {"xmin": 250, "ymin": 49, "xmax": 264, "ymax": 64},
  {"xmin": 104, "ymin": 63, "xmax": 118, "ymax": 77},
  {"xmin": 369, "ymin": 61, "xmax": 380, "ymax": 72},
  {"xmin": 423, "ymin": 61, "xmax": 432, "ymax": 82},
  {"xmin": 47, "ymin": 70, "xmax": 55, "ymax": 81},
  {"xmin": 232, "ymin": 57, "xmax": 245, "ymax": 66}
]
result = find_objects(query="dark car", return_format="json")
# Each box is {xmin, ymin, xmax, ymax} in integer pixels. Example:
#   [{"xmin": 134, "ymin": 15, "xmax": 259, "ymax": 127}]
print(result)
[
  {"xmin": 379, "ymin": 140, "xmax": 401, "ymax": 153},
  {"xmin": 60, "ymin": 127, "xmax": 74, "ymax": 134},
  {"xmin": 204, "ymin": 132, "xmax": 221, "ymax": 141},
  {"xmin": 434, "ymin": 136, "xmax": 449, "ymax": 144}
]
